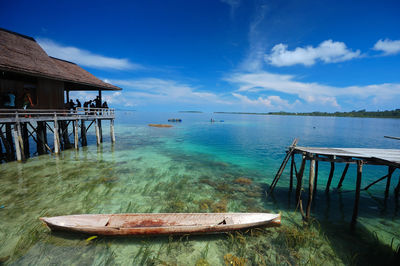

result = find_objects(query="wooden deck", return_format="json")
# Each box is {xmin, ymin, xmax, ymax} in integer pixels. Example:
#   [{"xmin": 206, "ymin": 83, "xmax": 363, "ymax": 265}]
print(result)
[{"xmin": 0, "ymin": 108, "xmax": 116, "ymax": 162}]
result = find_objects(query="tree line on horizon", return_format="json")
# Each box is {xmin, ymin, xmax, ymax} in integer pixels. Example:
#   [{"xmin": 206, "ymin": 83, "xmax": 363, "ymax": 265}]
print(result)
[{"xmin": 268, "ymin": 109, "xmax": 400, "ymax": 118}]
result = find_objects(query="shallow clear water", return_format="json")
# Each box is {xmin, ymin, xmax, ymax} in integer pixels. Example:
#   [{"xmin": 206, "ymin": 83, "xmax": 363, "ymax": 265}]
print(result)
[{"xmin": 0, "ymin": 112, "xmax": 399, "ymax": 265}]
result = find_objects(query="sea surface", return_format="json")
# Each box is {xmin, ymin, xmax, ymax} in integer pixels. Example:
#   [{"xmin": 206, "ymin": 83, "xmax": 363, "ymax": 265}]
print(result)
[{"xmin": 0, "ymin": 111, "xmax": 399, "ymax": 265}]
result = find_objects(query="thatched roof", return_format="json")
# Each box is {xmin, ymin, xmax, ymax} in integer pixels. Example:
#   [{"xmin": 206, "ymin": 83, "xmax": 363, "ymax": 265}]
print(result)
[{"xmin": 0, "ymin": 28, "xmax": 121, "ymax": 91}]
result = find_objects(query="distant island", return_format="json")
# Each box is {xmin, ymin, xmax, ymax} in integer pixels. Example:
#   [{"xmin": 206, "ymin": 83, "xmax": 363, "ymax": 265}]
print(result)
[
  {"xmin": 214, "ymin": 109, "xmax": 400, "ymax": 118},
  {"xmin": 179, "ymin": 111, "xmax": 203, "ymax": 113}
]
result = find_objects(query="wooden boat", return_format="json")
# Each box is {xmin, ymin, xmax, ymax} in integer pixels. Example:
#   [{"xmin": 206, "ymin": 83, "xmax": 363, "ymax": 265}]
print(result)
[{"xmin": 40, "ymin": 213, "xmax": 281, "ymax": 236}]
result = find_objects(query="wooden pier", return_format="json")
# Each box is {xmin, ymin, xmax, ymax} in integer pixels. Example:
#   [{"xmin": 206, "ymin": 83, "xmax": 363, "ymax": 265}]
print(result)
[
  {"xmin": 0, "ymin": 107, "xmax": 115, "ymax": 163},
  {"xmin": 268, "ymin": 140, "xmax": 400, "ymax": 230}
]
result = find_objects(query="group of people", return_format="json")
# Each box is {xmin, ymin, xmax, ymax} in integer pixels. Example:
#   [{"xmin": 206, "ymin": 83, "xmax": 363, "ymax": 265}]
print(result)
[
  {"xmin": 0, "ymin": 89, "xmax": 34, "ymax": 109},
  {"xmin": 65, "ymin": 96, "xmax": 108, "ymax": 111}
]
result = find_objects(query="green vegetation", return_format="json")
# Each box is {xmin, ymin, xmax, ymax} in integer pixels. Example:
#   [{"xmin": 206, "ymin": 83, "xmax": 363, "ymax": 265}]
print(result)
[{"xmin": 215, "ymin": 109, "xmax": 400, "ymax": 118}]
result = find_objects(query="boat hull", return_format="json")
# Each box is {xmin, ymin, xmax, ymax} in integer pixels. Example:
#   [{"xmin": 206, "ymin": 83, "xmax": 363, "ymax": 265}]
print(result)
[{"xmin": 40, "ymin": 213, "xmax": 281, "ymax": 236}]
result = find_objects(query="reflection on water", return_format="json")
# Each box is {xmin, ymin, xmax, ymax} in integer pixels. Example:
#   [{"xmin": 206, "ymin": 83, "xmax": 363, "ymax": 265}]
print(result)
[{"xmin": 0, "ymin": 112, "xmax": 399, "ymax": 265}]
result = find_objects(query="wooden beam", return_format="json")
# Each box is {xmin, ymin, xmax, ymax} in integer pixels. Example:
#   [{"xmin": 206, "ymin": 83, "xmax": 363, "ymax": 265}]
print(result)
[
  {"xmin": 289, "ymin": 154, "xmax": 294, "ymax": 191},
  {"xmin": 325, "ymin": 162, "xmax": 335, "ymax": 193},
  {"xmin": 110, "ymin": 119, "xmax": 116, "ymax": 143},
  {"xmin": 337, "ymin": 163, "xmax": 350, "ymax": 189},
  {"xmin": 306, "ymin": 159, "xmax": 316, "ymax": 220},
  {"xmin": 74, "ymin": 120, "xmax": 79, "ymax": 150},
  {"xmin": 81, "ymin": 120, "xmax": 87, "ymax": 146},
  {"xmin": 296, "ymin": 155, "xmax": 306, "ymax": 204},
  {"xmin": 350, "ymin": 161, "xmax": 363, "ymax": 231},
  {"xmin": 95, "ymin": 119, "xmax": 100, "ymax": 146},
  {"xmin": 53, "ymin": 114, "xmax": 60, "ymax": 154},
  {"xmin": 13, "ymin": 124, "xmax": 22, "ymax": 162}
]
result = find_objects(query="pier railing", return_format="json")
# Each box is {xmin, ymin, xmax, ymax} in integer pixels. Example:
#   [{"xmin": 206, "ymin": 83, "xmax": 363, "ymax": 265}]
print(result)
[{"xmin": 0, "ymin": 107, "xmax": 115, "ymax": 122}]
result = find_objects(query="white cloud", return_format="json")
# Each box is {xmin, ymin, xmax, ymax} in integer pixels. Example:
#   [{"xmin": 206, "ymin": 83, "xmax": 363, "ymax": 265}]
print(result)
[
  {"xmin": 37, "ymin": 38, "xmax": 141, "ymax": 70},
  {"xmin": 226, "ymin": 70, "xmax": 400, "ymax": 108},
  {"xmin": 104, "ymin": 78, "xmax": 232, "ymax": 108},
  {"xmin": 265, "ymin": 40, "xmax": 361, "ymax": 67},
  {"xmin": 373, "ymin": 39, "xmax": 400, "ymax": 55},
  {"xmin": 232, "ymin": 93, "xmax": 297, "ymax": 109}
]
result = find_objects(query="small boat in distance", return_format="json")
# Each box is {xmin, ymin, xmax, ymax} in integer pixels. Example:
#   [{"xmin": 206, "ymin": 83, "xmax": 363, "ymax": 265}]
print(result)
[{"xmin": 40, "ymin": 213, "xmax": 281, "ymax": 236}]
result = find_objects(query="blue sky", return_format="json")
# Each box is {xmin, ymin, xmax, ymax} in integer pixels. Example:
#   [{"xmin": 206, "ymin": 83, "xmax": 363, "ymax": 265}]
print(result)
[{"xmin": 1, "ymin": 0, "xmax": 400, "ymax": 112}]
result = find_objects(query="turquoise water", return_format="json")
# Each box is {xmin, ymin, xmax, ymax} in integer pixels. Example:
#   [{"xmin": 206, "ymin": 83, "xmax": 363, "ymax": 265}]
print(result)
[{"xmin": 0, "ymin": 112, "xmax": 399, "ymax": 265}]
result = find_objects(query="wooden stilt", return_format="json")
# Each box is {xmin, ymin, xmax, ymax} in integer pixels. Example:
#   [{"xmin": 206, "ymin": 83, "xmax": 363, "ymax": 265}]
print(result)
[
  {"xmin": 314, "ymin": 159, "xmax": 319, "ymax": 193},
  {"xmin": 98, "ymin": 119, "xmax": 103, "ymax": 143},
  {"xmin": 53, "ymin": 114, "xmax": 60, "ymax": 154},
  {"xmin": 289, "ymin": 154, "xmax": 294, "ymax": 191},
  {"xmin": 95, "ymin": 119, "xmax": 101, "ymax": 146},
  {"xmin": 81, "ymin": 120, "xmax": 87, "ymax": 146},
  {"xmin": 22, "ymin": 123, "xmax": 29, "ymax": 158},
  {"xmin": 36, "ymin": 122, "xmax": 47, "ymax": 155},
  {"xmin": 350, "ymin": 161, "xmax": 363, "ymax": 231},
  {"xmin": 296, "ymin": 155, "xmax": 306, "ymax": 204},
  {"xmin": 74, "ymin": 120, "xmax": 79, "ymax": 150},
  {"xmin": 306, "ymin": 159, "xmax": 316, "ymax": 220},
  {"xmin": 0, "ymin": 126, "xmax": 13, "ymax": 161},
  {"xmin": 5, "ymin": 124, "xmax": 15, "ymax": 161},
  {"xmin": 325, "ymin": 162, "xmax": 335, "ymax": 193},
  {"xmin": 110, "ymin": 119, "xmax": 116, "ymax": 143},
  {"xmin": 16, "ymin": 121, "xmax": 25, "ymax": 161},
  {"xmin": 385, "ymin": 167, "xmax": 395, "ymax": 198},
  {"xmin": 337, "ymin": 163, "xmax": 350, "ymax": 189},
  {"xmin": 13, "ymin": 124, "xmax": 22, "ymax": 162},
  {"xmin": 268, "ymin": 138, "xmax": 299, "ymax": 195}
]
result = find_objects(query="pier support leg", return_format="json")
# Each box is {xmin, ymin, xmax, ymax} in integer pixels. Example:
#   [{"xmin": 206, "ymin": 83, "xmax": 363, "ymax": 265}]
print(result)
[
  {"xmin": 314, "ymin": 160, "xmax": 319, "ymax": 194},
  {"xmin": 306, "ymin": 159, "xmax": 316, "ymax": 220},
  {"xmin": 289, "ymin": 154, "xmax": 294, "ymax": 191},
  {"xmin": 61, "ymin": 121, "xmax": 72, "ymax": 149},
  {"xmin": 0, "ymin": 126, "xmax": 13, "ymax": 161},
  {"xmin": 98, "ymin": 119, "xmax": 103, "ymax": 143},
  {"xmin": 296, "ymin": 155, "xmax": 306, "ymax": 204},
  {"xmin": 6, "ymin": 124, "xmax": 15, "ymax": 161},
  {"xmin": 22, "ymin": 123, "xmax": 29, "ymax": 158},
  {"xmin": 81, "ymin": 120, "xmax": 87, "ymax": 147},
  {"xmin": 13, "ymin": 124, "xmax": 22, "ymax": 162},
  {"xmin": 95, "ymin": 120, "xmax": 101, "ymax": 146},
  {"xmin": 325, "ymin": 162, "xmax": 335, "ymax": 193},
  {"xmin": 54, "ymin": 117, "xmax": 60, "ymax": 154},
  {"xmin": 385, "ymin": 166, "xmax": 395, "ymax": 198},
  {"xmin": 337, "ymin": 163, "xmax": 350, "ymax": 190},
  {"xmin": 74, "ymin": 120, "xmax": 79, "ymax": 150},
  {"xmin": 36, "ymin": 122, "xmax": 47, "ymax": 155},
  {"xmin": 16, "ymin": 122, "xmax": 25, "ymax": 161},
  {"xmin": 110, "ymin": 119, "xmax": 116, "ymax": 143},
  {"xmin": 351, "ymin": 161, "xmax": 363, "ymax": 231}
]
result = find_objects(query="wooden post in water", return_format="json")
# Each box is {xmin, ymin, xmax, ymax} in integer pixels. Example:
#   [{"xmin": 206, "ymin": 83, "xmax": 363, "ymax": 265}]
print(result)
[
  {"xmin": 53, "ymin": 114, "xmax": 60, "ymax": 154},
  {"xmin": 110, "ymin": 119, "xmax": 116, "ymax": 143},
  {"xmin": 395, "ymin": 175, "xmax": 400, "ymax": 196},
  {"xmin": 296, "ymin": 155, "xmax": 306, "ymax": 204},
  {"xmin": 22, "ymin": 123, "xmax": 29, "ymax": 158},
  {"xmin": 337, "ymin": 163, "xmax": 350, "ymax": 189},
  {"xmin": 325, "ymin": 162, "xmax": 335, "ymax": 193},
  {"xmin": 81, "ymin": 120, "xmax": 87, "ymax": 146},
  {"xmin": 5, "ymin": 124, "xmax": 15, "ymax": 161},
  {"xmin": 306, "ymin": 158, "xmax": 316, "ymax": 220},
  {"xmin": 0, "ymin": 126, "xmax": 13, "ymax": 161},
  {"xmin": 95, "ymin": 119, "xmax": 101, "ymax": 146},
  {"xmin": 289, "ymin": 154, "xmax": 294, "ymax": 191},
  {"xmin": 314, "ymin": 159, "xmax": 319, "ymax": 193},
  {"xmin": 351, "ymin": 161, "xmax": 363, "ymax": 231},
  {"xmin": 36, "ymin": 122, "xmax": 46, "ymax": 155},
  {"xmin": 385, "ymin": 166, "xmax": 395, "ymax": 198},
  {"xmin": 98, "ymin": 119, "xmax": 103, "ymax": 143},
  {"xmin": 13, "ymin": 124, "xmax": 22, "ymax": 162},
  {"xmin": 74, "ymin": 120, "xmax": 79, "ymax": 150},
  {"xmin": 16, "ymin": 120, "xmax": 25, "ymax": 161}
]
